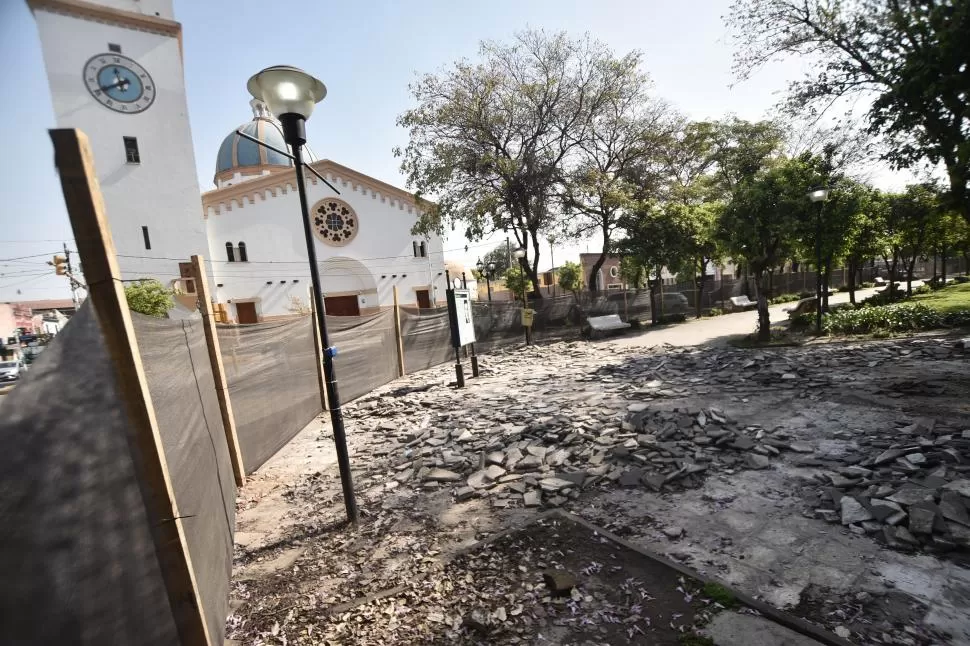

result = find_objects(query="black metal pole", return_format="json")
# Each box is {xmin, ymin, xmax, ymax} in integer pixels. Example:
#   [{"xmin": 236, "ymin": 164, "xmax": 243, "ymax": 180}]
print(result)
[
  {"xmin": 279, "ymin": 113, "xmax": 358, "ymax": 525},
  {"xmin": 815, "ymin": 202, "xmax": 823, "ymax": 334},
  {"xmin": 486, "ymin": 275, "xmax": 492, "ymax": 301}
]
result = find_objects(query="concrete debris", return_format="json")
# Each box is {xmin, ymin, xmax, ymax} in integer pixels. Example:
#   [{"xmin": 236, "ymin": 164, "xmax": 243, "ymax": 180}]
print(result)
[
  {"xmin": 841, "ymin": 497, "xmax": 874, "ymax": 525},
  {"xmin": 542, "ymin": 568, "xmax": 577, "ymax": 595}
]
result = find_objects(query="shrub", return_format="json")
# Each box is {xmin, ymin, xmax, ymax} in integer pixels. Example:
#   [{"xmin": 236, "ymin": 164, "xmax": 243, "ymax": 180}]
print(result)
[
  {"xmin": 768, "ymin": 293, "xmax": 800, "ymax": 305},
  {"xmin": 860, "ymin": 281, "xmax": 875, "ymax": 288},
  {"xmin": 705, "ymin": 307, "xmax": 724, "ymax": 317},
  {"xmin": 913, "ymin": 284, "xmax": 932, "ymax": 295},
  {"xmin": 658, "ymin": 313, "xmax": 687, "ymax": 324},
  {"xmin": 124, "ymin": 279, "xmax": 173, "ymax": 318},
  {"xmin": 790, "ymin": 312, "xmax": 815, "ymax": 330},
  {"xmin": 861, "ymin": 287, "xmax": 906, "ymax": 307},
  {"xmin": 823, "ymin": 302, "xmax": 961, "ymax": 335}
]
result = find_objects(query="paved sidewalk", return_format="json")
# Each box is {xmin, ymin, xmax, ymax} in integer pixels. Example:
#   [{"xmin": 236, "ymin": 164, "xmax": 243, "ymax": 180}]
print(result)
[{"xmin": 609, "ymin": 288, "xmax": 879, "ymax": 349}]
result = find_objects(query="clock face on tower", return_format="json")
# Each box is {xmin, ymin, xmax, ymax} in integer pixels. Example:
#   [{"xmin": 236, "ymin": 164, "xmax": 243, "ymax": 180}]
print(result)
[{"xmin": 82, "ymin": 53, "xmax": 156, "ymax": 114}]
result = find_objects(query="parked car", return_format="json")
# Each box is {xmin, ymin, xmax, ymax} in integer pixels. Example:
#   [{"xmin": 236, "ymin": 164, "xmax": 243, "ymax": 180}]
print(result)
[
  {"xmin": 0, "ymin": 360, "xmax": 27, "ymax": 383},
  {"xmin": 653, "ymin": 292, "xmax": 689, "ymax": 314}
]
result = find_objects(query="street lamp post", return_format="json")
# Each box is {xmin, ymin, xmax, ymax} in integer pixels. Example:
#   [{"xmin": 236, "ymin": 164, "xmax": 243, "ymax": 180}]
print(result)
[
  {"xmin": 248, "ymin": 65, "xmax": 358, "ymax": 525},
  {"xmin": 476, "ymin": 258, "xmax": 496, "ymax": 301},
  {"xmin": 807, "ymin": 187, "xmax": 831, "ymax": 335}
]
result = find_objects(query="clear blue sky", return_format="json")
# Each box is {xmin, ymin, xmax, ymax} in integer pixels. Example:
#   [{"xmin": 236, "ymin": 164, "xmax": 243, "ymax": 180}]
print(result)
[{"xmin": 0, "ymin": 0, "xmax": 906, "ymax": 301}]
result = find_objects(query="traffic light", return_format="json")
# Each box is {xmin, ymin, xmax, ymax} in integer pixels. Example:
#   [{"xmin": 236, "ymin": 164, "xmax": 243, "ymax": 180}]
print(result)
[{"xmin": 51, "ymin": 255, "xmax": 67, "ymax": 276}]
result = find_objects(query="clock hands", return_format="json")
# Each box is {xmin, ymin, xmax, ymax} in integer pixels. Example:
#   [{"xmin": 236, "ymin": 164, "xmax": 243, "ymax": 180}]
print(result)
[
  {"xmin": 99, "ymin": 68, "xmax": 131, "ymax": 93},
  {"xmin": 99, "ymin": 79, "xmax": 130, "ymax": 92}
]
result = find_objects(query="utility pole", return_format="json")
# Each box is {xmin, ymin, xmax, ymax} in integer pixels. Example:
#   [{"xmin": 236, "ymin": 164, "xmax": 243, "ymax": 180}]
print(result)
[{"xmin": 64, "ymin": 242, "xmax": 81, "ymax": 310}]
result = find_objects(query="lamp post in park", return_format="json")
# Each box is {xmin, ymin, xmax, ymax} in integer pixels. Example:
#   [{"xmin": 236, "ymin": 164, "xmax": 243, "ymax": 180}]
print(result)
[
  {"xmin": 807, "ymin": 187, "xmax": 831, "ymax": 335},
  {"xmin": 476, "ymin": 258, "xmax": 496, "ymax": 302},
  {"xmin": 247, "ymin": 65, "xmax": 358, "ymax": 525}
]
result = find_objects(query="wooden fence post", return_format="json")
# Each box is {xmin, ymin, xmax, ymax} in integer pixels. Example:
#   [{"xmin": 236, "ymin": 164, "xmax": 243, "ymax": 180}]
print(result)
[
  {"xmin": 50, "ymin": 129, "xmax": 212, "ymax": 646},
  {"xmin": 191, "ymin": 254, "xmax": 245, "ymax": 487},
  {"xmin": 393, "ymin": 285, "xmax": 406, "ymax": 377},
  {"xmin": 309, "ymin": 286, "xmax": 330, "ymax": 411}
]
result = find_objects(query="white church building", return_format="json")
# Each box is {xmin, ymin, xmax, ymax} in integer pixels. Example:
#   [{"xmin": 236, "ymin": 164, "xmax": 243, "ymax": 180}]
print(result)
[{"xmin": 28, "ymin": 0, "xmax": 445, "ymax": 323}]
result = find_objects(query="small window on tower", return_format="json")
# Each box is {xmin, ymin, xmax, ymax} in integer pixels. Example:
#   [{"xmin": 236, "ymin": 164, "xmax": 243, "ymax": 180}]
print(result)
[
  {"xmin": 238, "ymin": 242, "xmax": 248, "ymax": 262},
  {"xmin": 226, "ymin": 242, "xmax": 235, "ymax": 262},
  {"xmin": 123, "ymin": 137, "xmax": 140, "ymax": 164},
  {"xmin": 108, "ymin": 43, "xmax": 122, "ymax": 53},
  {"xmin": 142, "ymin": 226, "xmax": 151, "ymax": 250},
  {"xmin": 420, "ymin": 241, "xmax": 427, "ymax": 258}
]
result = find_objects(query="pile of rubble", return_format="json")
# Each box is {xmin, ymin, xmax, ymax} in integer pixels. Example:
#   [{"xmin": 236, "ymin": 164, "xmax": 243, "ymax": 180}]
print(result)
[
  {"xmin": 800, "ymin": 418, "xmax": 970, "ymax": 552},
  {"xmin": 351, "ymin": 391, "xmax": 815, "ymax": 512}
]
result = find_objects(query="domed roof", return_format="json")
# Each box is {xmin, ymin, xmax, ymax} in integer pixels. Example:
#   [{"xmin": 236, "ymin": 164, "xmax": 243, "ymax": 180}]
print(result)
[{"xmin": 214, "ymin": 99, "xmax": 316, "ymax": 185}]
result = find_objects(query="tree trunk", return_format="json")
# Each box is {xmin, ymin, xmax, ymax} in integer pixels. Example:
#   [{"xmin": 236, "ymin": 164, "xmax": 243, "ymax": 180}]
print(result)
[
  {"xmin": 588, "ymin": 252, "xmax": 607, "ymax": 294},
  {"xmin": 941, "ymin": 247, "xmax": 948, "ymax": 284},
  {"xmin": 649, "ymin": 270, "xmax": 661, "ymax": 325},
  {"xmin": 695, "ymin": 257, "xmax": 707, "ymax": 320},
  {"xmin": 847, "ymin": 258, "xmax": 857, "ymax": 305},
  {"xmin": 756, "ymin": 270, "xmax": 770, "ymax": 342}
]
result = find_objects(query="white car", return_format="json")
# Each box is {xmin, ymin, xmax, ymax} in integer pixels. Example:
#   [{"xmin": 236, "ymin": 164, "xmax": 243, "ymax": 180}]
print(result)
[{"xmin": 0, "ymin": 360, "xmax": 26, "ymax": 383}]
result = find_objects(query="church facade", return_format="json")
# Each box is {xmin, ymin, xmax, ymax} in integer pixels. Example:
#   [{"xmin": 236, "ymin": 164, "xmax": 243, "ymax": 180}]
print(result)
[
  {"xmin": 203, "ymin": 101, "xmax": 445, "ymax": 321},
  {"xmin": 28, "ymin": 0, "xmax": 445, "ymax": 323}
]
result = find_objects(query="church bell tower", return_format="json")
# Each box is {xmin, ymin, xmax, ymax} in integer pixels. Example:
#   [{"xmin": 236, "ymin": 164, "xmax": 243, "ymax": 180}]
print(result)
[{"xmin": 28, "ymin": 0, "xmax": 209, "ymax": 290}]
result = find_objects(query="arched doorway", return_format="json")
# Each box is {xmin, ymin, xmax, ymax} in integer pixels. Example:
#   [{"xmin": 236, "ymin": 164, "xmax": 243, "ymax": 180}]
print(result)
[{"xmin": 319, "ymin": 257, "xmax": 377, "ymax": 316}]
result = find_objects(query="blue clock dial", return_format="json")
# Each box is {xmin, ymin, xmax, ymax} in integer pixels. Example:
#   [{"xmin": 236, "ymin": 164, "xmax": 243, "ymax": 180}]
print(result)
[
  {"xmin": 96, "ymin": 66, "xmax": 143, "ymax": 102},
  {"xmin": 83, "ymin": 53, "xmax": 156, "ymax": 114}
]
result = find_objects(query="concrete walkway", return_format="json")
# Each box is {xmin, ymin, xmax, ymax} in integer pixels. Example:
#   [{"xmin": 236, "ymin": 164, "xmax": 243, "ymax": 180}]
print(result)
[
  {"xmin": 702, "ymin": 612, "xmax": 828, "ymax": 646},
  {"xmin": 608, "ymin": 288, "xmax": 879, "ymax": 349}
]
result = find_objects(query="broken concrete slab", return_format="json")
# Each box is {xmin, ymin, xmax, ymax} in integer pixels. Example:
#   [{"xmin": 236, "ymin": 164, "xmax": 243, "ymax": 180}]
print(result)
[
  {"xmin": 700, "ymin": 611, "xmax": 826, "ymax": 646},
  {"xmin": 940, "ymin": 492, "xmax": 970, "ymax": 526},
  {"xmin": 744, "ymin": 454, "xmax": 771, "ymax": 470},
  {"xmin": 841, "ymin": 497, "xmax": 874, "ymax": 525},
  {"xmin": 424, "ymin": 468, "xmax": 461, "ymax": 482},
  {"xmin": 887, "ymin": 485, "xmax": 934, "ymax": 507}
]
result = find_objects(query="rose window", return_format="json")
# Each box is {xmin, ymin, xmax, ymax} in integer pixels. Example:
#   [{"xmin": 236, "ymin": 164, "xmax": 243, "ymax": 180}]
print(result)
[{"xmin": 311, "ymin": 199, "xmax": 358, "ymax": 246}]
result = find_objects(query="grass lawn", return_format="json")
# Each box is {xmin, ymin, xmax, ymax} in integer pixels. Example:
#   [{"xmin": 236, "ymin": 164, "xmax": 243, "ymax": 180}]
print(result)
[{"xmin": 910, "ymin": 282, "xmax": 970, "ymax": 313}]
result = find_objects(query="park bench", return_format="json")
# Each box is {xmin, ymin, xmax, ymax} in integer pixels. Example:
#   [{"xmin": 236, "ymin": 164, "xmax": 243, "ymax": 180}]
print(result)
[
  {"xmin": 585, "ymin": 314, "xmax": 631, "ymax": 339},
  {"xmin": 729, "ymin": 295, "xmax": 758, "ymax": 311}
]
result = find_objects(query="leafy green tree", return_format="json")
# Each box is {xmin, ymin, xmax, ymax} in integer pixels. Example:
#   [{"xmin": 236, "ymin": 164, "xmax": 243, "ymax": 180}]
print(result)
[
  {"xmin": 843, "ymin": 187, "xmax": 886, "ymax": 304},
  {"xmin": 481, "ymin": 243, "xmax": 512, "ymax": 276},
  {"xmin": 728, "ymin": 0, "xmax": 970, "ymax": 223},
  {"xmin": 562, "ymin": 82, "xmax": 676, "ymax": 292},
  {"xmin": 397, "ymin": 30, "xmax": 643, "ymax": 297},
  {"xmin": 619, "ymin": 255, "xmax": 646, "ymax": 289},
  {"xmin": 895, "ymin": 184, "xmax": 940, "ymax": 295},
  {"xmin": 708, "ymin": 117, "xmax": 786, "ymax": 194},
  {"xmin": 660, "ymin": 121, "xmax": 724, "ymax": 317},
  {"xmin": 503, "ymin": 265, "xmax": 532, "ymax": 304},
  {"xmin": 556, "ymin": 261, "xmax": 583, "ymax": 298},
  {"xmin": 718, "ymin": 157, "xmax": 811, "ymax": 340},
  {"xmin": 927, "ymin": 208, "xmax": 970, "ymax": 283},
  {"xmin": 618, "ymin": 202, "xmax": 692, "ymax": 323},
  {"xmin": 124, "ymin": 279, "xmax": 173, "ymax": 318}
]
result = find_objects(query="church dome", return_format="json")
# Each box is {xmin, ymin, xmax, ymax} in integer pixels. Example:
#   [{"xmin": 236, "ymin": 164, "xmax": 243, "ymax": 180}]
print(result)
[{"xmin": 214, "ymin": 99, "xmax": 316, "ymax": 187}]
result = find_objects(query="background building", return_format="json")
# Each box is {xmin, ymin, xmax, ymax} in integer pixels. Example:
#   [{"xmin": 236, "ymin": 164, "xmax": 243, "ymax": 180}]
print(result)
[
  {"xmin": 203, "ymin": 102, "xmax": 446, "ymax": 322},
  {"xmin": 28, "ymin": 0, "xmax": 444, "ymax": 323},
  {"xmin": 29, "ymin": 0, "xmax": 209, "ymax": 291}
]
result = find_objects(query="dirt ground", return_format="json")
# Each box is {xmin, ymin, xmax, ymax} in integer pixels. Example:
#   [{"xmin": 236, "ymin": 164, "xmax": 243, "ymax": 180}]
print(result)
[{"xmin": 227, "ymin": 328, "xmax": 970, "ymax": 646}]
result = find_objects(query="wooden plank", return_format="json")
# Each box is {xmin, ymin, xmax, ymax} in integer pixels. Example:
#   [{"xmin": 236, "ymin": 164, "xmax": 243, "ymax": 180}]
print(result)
[
  {"xmin": 190, "ymin": 254, "xmax": 245, "ymax": 487},
  {"xmin": 392, "ymin": 285, "xmax": 406, "ymax": 377},
  {"xmin": 309, "ymin": 287, "xmax": 329, "ymax": 411},
  {"xmin": 49, "ymin": 129, "xmax": 212, "ymax": 646}
]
